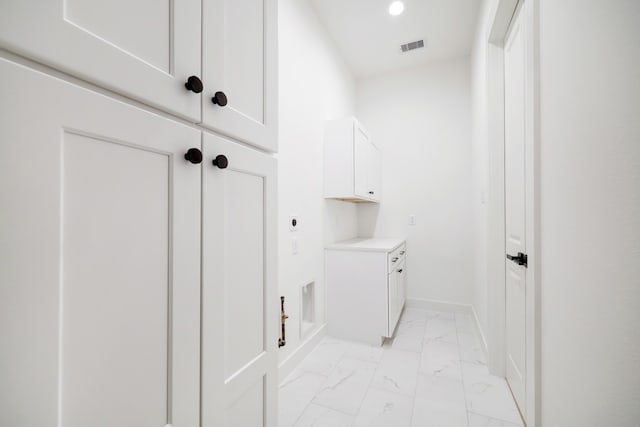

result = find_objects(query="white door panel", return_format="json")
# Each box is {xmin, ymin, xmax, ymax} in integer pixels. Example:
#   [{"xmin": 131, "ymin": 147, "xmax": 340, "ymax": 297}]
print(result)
[
  {"xmin": 354, "ymin": 124, "xmax": 369, "ymax": 198},
  {"xmin": 504, "ymin": 6, "xmax": 527, "ymax": 413},
  {"xmin": 0, "ymin": 0, "xmax": 201, "ymax": 121},
  {"xmin": 201, "ymin": 133, "xmax": 277, "ymax": 427},
  {"xmin": 0, "ymin": 58, "xmax": 201, "ymax": 427},
  {"xmin": 371, "ymin": 143, "xmax": 382, "ymax": 201},
  {"xmin": 202, "ymin": 0, "xmax": 278, "ymax": 151}
]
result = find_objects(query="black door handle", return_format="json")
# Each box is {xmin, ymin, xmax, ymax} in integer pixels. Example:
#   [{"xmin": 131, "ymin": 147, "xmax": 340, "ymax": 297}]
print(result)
[{"xmin": 506, "ymin": 252, "xmax": 528, "ymax": 268}]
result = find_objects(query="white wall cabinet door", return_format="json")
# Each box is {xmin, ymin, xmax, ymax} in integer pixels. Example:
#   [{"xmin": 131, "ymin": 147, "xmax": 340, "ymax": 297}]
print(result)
[
  {"xmin": 324, "ymin": 118, "xmax": 380, "ymax": 203},
  {"xmin": 0, "ymin": 0, "xmax": 202, "ymax": 121},
  {"xmin": 354, "ymin": 124, "xmax": 370, "ymax": 198},
  {"xmin": 369, "ymin": 143, "xmax": 382, "ymax": 201},
  {"xmin": 202, "ymin": 0, "xmax": 278, "ymax": 152},
  {"xmin": 201, "ymin": 133, "xmax": 278, "ymax": 427},
  {"xmin": 0, "ymin": 58, "xmax": 201, "ymax": 427}
]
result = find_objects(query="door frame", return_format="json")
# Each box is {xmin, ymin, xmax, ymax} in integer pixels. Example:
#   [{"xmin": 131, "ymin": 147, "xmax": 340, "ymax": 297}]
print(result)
[{"xmin": 485, "ymin": 0, "xmax": 541, "ymax": 425}]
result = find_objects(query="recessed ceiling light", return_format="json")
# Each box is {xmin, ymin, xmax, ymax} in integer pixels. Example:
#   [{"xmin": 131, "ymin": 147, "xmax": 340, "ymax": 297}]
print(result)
[{"xmin": 388, "ymin": 1, "xmax": 405, "ymax": 16}]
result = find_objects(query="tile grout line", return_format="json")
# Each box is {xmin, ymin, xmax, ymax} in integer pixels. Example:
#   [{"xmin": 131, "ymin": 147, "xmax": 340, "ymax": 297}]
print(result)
[
  {"xmin": 288, "ymin": 339, "xmax": 345, "ymax": 427},
  {"xmin": 455, "ymin": 313, "xmax": 472, "ymax": 427},
  {"xmin": 408, "ymin": 310, "xmax": 430, "ymax": 427},
  {"xmin": 348, "ymin": 341, "xmax": 386, "ymax": 426}
]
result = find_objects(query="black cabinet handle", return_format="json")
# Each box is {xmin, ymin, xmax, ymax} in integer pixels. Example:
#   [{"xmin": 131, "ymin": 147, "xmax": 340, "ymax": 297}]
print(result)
[
  {"xmin": 506, "ymin": 252, "xmax": 528, "ymax": 268},
  {"xmin": 397, "ymin": 269, "xmax": 403, "ymax": 273},
  {"xmin": 185, "ymin": 76, "xmax": 203, "ymax": 94},
  {"xmin": 184, "ymin": 148, "xmax": 203, "ymax": 164},
  {"xmin": 369, "ymin": 191, "xmax": 374, "ymax": 195},
  {"xmin": 212, "ymin": 154, "xmax": 228, "ymax": 169},
  {"xmin": 211, "ymin": 91, "xmax": 228, "ymax": 107},
  {"xmin": 392, "ymin": 257, "xmax": 398, "ymax": 262},
  {"xmin": 400, "ymin": 251, "xmax": 405, "ymax": 255}
]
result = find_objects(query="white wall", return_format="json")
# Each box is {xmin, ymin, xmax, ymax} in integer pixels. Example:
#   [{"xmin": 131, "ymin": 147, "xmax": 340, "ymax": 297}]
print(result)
[
  {"xmin": 538, "ymin": 0, "xmax": 640, "ymax": 424},
  {"xmin": 277, "ymin": 0, "xmax": 358, "ymax": 368},
  {"xmin": 356, "ymin": 58, "xmax": 474, "ymax": 305},
  {"xmin": 469, "ymin": 0, "xmax": 496, "ymax": 349}
]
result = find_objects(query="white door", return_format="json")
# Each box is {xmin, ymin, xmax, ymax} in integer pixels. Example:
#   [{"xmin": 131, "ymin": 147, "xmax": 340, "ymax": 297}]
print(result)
[
  {"xmin": 202, "ymin": 0, "xmax": 278, "ymax": 152},
  {"xmin": 504, "ymin": 6, "xmax": 527, "ymax": 413},
  {"xmin": 201, "ymin": 133, "xmax": 278, "ymax": 426},
  {"xmin": 0, "ymin": 58, "xmax": 201, "ymax": 427},
  {"xmin": 0, "ymin": 0, "xmax": 202, "ymax": 121},
  {"xmin": 354, "ymin": 123, "xmax": 370, "ymax": 198}
]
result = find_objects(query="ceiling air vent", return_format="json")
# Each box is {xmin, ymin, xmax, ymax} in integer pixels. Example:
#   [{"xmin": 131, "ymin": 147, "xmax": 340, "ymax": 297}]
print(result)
[{"xmin": 400, "ymin": 39, "xmax": 425, "ymax": 53}]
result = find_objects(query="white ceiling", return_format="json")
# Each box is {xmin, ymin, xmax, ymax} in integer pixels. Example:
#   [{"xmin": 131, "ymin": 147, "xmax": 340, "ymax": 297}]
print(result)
[{"xmin": 310, "ymin": 0, "xmax": 481, "ymax": 78}]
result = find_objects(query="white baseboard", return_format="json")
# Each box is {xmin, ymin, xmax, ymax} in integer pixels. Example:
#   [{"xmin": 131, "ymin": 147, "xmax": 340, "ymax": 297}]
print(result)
[
  {"xmin": 278, "ymin": 323, "xmax": 326, "ymax": 384},
  {"xmin": 406, "ymin": 297, "xmax": 472, "ymax": 313}
]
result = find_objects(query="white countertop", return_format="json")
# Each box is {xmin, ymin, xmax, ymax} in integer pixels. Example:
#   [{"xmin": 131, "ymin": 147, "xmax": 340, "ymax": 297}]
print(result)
[{"xmin": 325, "ymin": 237, "xmax": 405, "ymax": 253}]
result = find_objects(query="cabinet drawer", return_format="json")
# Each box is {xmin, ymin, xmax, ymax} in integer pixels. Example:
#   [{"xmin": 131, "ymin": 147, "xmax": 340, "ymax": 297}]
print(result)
[{"xmin": 388, "ymin": 244, "xmax": 406, "ymax": 273}]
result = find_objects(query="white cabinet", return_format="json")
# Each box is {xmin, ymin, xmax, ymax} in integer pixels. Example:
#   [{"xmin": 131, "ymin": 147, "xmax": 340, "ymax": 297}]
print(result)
[
  {"xmin": 0, "ymin": 0, "xmax": 278, "ymax": 152},
  {"xmin": 0, "ymin": 0, "xmax": 202, "ymax": 121},
  {"xmin": 325, "ymin": 238, "xmax": 406, "ymax": 346},
  {"xmin": 201, "ymin": 133, "xmax": 278, "ymax": 427},
  {"xmin": 324, "ymin": 118, "xmax": 381, "ymax": 203},
  {"xmin": 201, "ymin": 0, "xmax": 278, "ymax": 151},
  {"xmin": 0, "ymin": 58, "xmax": 201, "ymax": 427},
  {"xmin": 0, "ymin": 56, "xmax": 278, "ymax": 427}
]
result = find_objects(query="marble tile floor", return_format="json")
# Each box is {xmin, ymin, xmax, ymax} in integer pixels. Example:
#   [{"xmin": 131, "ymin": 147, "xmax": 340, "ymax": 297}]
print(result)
[{"xmin": 279, "ymin": 308, "xmax": 523, "ymax": 427}]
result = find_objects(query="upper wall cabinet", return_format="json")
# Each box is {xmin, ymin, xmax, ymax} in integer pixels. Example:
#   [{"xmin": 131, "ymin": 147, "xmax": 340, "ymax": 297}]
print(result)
[
  {"xmin": 201, "ymin": 0, "xmax": 278, "ymax": 152},
  {"xmin": 0, "ymin": 0, "xmax": 202, "ymax": 121},
  {"xmin": 0, "ymin": 0, "xmax": 278, "ymax": 152},
  {"xmin": 324, "ymin": 118, "xmax": 381, "ymax": 203}
]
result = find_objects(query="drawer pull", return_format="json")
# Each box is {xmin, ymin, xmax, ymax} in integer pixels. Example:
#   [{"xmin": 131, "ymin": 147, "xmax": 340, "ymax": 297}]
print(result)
[
  {"xmin": 397, "ymin": 269, "xmax": 403, "ymax": 273},
  {"xmin": 400, "ymin": 251, "xmax": 405, "ymax": 255},
  {"xmin": 392, "ymin": 257, "xmax": 399, "ymax": 262}
]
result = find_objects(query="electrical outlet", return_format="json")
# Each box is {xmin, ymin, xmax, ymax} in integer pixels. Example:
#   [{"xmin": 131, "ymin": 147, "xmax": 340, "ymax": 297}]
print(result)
[{"xmin": 289, "ymin": 215, "xmax": 299, "ymax": 231}]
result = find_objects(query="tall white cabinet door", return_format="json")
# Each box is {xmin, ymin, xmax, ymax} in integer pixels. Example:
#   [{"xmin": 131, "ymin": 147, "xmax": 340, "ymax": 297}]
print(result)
[
  {"xmin": 201, "ymin": 133, "xmax": 278, "ymax": 427},
  {"xmin": 0, "ymin": 0, "xmax": 202, "ymax": 121},
  {"xmin": 0, "ymin": 58, "xmax": 201, "ymax": 427},
  {"xmin": 354, "ymin": 124, "xmax": 370, "ymax": 198},
  {"xmin": 202, "ymin": 0, "xmax": 278, "ymax": 152}
]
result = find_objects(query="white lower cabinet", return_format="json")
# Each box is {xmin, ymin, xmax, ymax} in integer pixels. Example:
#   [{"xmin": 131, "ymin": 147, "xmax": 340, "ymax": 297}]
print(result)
[
  {"xmin": 0, "ymin": 57, "xmax": 277, "ymax": 427},
  {"xmin": 326, "ymin": 238, "xmax": 406, "ymax": 346}
]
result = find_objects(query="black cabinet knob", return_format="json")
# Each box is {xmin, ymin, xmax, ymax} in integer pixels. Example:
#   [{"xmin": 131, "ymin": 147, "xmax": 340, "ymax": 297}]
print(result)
[
  {"xmin": 211, "ymin": 91, "xmax": 228, "ymax": 107},
  {"xmin": 212, "ymin": 154, "xmax": 228, "ymax": 169},
  {"xmin": 184, "ymin": 148, "xmax": 203, "ymax": 164},
  {"xmin": 369, "ymin": 191, "xmax": 374, "ymax": 195},
  {"xmin": 185, "ymin": 76, "xmax": 203, "ymax": 93}
]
